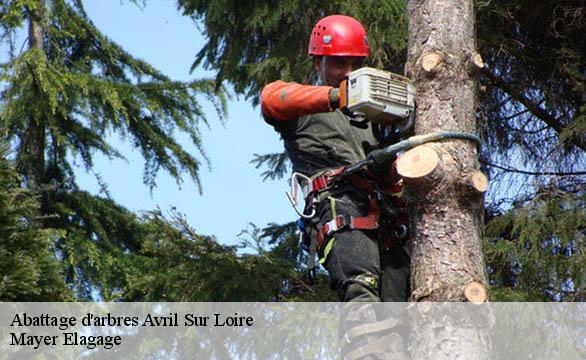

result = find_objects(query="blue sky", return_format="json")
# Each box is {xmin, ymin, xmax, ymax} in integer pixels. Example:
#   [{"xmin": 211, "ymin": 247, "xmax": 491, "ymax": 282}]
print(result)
[{"xmin": 74, "ymin": 1, "xmax": 293, "ymax": 246}]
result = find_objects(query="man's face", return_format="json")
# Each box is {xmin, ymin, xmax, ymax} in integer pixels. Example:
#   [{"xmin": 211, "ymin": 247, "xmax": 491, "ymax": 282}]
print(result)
[{"xmin": 314, "ymin": 56, "xmax": 365, "ymax": 87}]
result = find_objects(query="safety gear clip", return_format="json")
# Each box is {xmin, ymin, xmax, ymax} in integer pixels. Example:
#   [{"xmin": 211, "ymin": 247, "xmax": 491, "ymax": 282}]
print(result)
[{"xmin": 286, "ymin": 172, "xmax": 317, "ymax": 219}]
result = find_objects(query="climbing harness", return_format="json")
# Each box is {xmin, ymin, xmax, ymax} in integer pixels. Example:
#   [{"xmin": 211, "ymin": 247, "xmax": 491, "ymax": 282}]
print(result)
[
  {"xmin": 315, "ymin": 194, "xmax": 380, "ymax": 250},
  {"xmin": 289, "ymin": 166, "xmax": 389, "ymax": 281},
  {"xmin": 288, "ymin": 130, "xmax": 480, "ymax": 221},
  {"xmin": 288, "ymin": 130, "xmax": 481, "ymax": 278}
]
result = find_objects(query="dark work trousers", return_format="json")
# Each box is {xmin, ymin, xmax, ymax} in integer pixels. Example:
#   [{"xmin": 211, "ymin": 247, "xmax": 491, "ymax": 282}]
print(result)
[{"xmin": 316, "ymin": 186, "xmax": 410, "ymax": 302}]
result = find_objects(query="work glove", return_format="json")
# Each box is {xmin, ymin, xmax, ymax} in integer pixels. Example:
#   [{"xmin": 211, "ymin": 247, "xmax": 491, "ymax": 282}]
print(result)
[{"xmin": 328, "ymin": 79, "xmax": 349, "ymax": 111}]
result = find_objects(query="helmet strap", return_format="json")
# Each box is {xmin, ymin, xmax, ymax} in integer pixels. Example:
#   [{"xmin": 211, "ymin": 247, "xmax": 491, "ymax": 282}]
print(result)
[{"xmin": 315, "ymin": 56, "xmax": 328, "ymax": 86}]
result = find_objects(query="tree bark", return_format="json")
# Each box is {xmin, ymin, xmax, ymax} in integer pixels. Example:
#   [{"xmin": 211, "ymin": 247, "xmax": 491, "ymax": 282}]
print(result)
[
  {"xmin": 23, "ymin": 2, "xmax": 46, "ymax": 191},
  {"xmin": 402, "ymin": 0, "xmax": 490, "ymax": 358},
  {"xmin": 18, "ymin": 1, "xmax": 48, "ymax": 229}
]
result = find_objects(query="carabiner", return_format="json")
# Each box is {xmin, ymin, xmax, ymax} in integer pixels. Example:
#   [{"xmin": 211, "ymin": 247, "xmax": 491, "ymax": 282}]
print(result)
[
  {"xmin": 286, "ymin": 191, "xmax": 317, "ymax": 219},
  {"xmin": 286, "ymin": 172, "xmax": 317, "ymax": 219}
]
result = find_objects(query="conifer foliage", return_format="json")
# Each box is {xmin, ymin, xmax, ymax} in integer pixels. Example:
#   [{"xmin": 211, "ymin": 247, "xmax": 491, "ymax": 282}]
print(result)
[
  {"xmin": 0, "ymin": 144, "xmax": 70, "ymax": 301},
  {"xmin": 123, "ymin": 212, "xmax": 335, "ymax": 301},
  {"xmin": 485, "ymin": 187, "xmax": 585, "ymax": 301},
  {"xmin": 0, "ymin": 0, "xmax": 226, "ymax": 299},
  {"xmin": 1, "ymin": 0, "xmax": 226, "ymax": 192},
  {"xmin": 1, "ymin": 0, "xmax": 582, "ymax": 302}
]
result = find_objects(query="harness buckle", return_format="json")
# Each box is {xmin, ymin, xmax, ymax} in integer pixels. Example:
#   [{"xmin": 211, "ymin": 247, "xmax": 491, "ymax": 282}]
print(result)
[
  {"xmin": 324, "ymin": 215, "xmax": 351, "ymax": 236},
  {"xmin": 310, "ymin": 168, "xmax": 341, "ymax": 193}
]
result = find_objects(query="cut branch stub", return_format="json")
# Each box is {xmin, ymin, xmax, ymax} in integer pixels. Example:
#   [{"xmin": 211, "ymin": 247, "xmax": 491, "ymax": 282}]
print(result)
[
  {"xmin": 420, "ymin": 51, "xmax": 444, "ymax": 75},
  {"xmin": 473, "ymin": 53, "xmax": 484, "ymax": 68},
  {"xmin": 397, "ymin": 145, "xmax": 441, "ymax": 187},
  {"xmin": 469, "ymin": 170, "xmax": 489, "ymax": 193},
  {"xmin": 464, "ymin": 281, "xmax": 487, "ymax": 304},
  {"xmin": 469, "ymin": 52, "xmax": 484, "ymax": 74}
]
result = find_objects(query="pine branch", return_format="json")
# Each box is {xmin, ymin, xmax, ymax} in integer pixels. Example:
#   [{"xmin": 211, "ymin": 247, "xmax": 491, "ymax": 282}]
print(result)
[
  {"xmin": 500, "ymin": 108, "xmax": 531, "ymax": 122},
  {"xmin": 483, "ymin": 159, "xmax": 586, "ymax": 176},
  {"xmin": 504, "ymin": 122, "xmax": 549, "ymax": 135},
  {"xmin": 250, "ymin": 152, "xmax": 289, "ymax": 181},
  {"xmin": 483, "ymin": 66, "xmax": 586, "ymax": 152}
]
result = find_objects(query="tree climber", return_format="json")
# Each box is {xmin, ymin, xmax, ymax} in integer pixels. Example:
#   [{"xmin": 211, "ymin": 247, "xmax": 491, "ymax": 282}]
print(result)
[
  {"xmin": 261, "ymin": 14, "xmax": 411, "ymax": 359},
  {"xmin": 261, "ymin": 14, "xmax": 410, "ymax": 303}
]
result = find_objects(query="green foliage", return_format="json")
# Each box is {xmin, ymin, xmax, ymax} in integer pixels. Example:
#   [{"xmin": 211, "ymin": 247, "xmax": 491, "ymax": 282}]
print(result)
[
  {"xmin": 123, "ymin": 212, "xmax": 335, "ymax": 301},
  {"xmin": 48, "ymin": 190, "xmax": 148, "ymax": 300},
  {"xmin": 180, "ymin": 0, "xmax": 585, "ymax": 179},
  {"xmin": 1, "ymin": 0, "xmax": 581, "ymax": 303},
  {"xmin": 178, "ymin": 0, "xmax": 407, "ymax": 104},
  {"xmin": 477, "ymin": 0, "xmax": 585, "ymax": 177},
  {"xmin": 251, "ymin": 152, "xmax": 290, "ymax": 181},
  {"xmin": 1, "ymin": 0, "xmax": 227, "ymax": 192},
  {"xmin": 485, "ymin": 186, "xmax": 585, "ymax": 301},
  {"xmin": 489, "ymin": 287, "xmax": 534, "ymax": 302},
  {"xmin": 0, "ymin": 0, "xmax": 339, "ymax": 303},
  {"xmin": 0, "ymin": 0, "xmax": 230, "ymax": 300},
  {"xmin": 0, "ymin": 1, "xmax": 38, "ymax": 35},
  {"xmin": 243, "ymin": 222, "xmax": 337, "ymax": 301},
  {"xmin": 0, "ymin": 143, "xmax": 71, "ymax": 301}
]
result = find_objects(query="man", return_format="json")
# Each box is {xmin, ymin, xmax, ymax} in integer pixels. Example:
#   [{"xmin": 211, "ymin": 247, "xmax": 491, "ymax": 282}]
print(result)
[{"xmin": 261, "ymin": 15, "xmax": 410, "ymax": 303}]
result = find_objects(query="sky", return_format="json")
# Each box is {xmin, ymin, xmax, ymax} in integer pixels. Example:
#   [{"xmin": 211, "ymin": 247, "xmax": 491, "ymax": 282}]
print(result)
[{"xmin": 72, "ymin": 0, "xmax": 293, "ymax": 246}]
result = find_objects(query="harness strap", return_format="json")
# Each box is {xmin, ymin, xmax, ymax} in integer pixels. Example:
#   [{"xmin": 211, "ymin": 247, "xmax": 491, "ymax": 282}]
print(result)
[
  {"xmin": 307, "ymin": 231, "xmax": 317, "ymax": 282},
  {"xmin": 316, "ymin": 196, "xmax": 380, "ymax": 251},
  {"xmin": 304, "ymin": 167, "xmax": 345, "ymax": 194}
]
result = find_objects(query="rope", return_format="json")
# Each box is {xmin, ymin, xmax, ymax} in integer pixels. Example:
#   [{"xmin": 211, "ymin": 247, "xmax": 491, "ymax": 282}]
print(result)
[{"xmin": 342, "ymin": 131, "xmax": 481, "ymax": 176}]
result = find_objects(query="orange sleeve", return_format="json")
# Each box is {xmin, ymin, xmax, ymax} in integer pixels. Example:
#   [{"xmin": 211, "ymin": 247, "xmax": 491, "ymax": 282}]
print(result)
[{"xmin": 260, "ymin": 80, "xmax": 334, "ymax": 121}]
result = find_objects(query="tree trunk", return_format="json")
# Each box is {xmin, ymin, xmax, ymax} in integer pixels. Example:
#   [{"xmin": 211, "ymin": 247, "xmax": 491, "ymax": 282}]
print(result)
[
  {"xmin": 19, "ymin": 2, "xmax": 48, "ymax": 229},
  {"xmin": 23, "ymin": 3, "xmax": 46, "ymax": 191},
  {"xmin": 400, "ymin": 0, "xmax": 490, "ymax": 358}
]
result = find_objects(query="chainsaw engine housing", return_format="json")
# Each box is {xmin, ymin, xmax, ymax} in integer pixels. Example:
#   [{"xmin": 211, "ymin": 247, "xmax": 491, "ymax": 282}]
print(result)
[{"xmin": 346, "ymin": 67, "xmax": 415, "ymax": 126}]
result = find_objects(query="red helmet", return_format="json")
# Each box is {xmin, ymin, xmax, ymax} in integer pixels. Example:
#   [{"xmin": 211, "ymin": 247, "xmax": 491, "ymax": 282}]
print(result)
[{"xmin": 308, "ymin": 15, "xmax": 369, "ymax": 57}]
